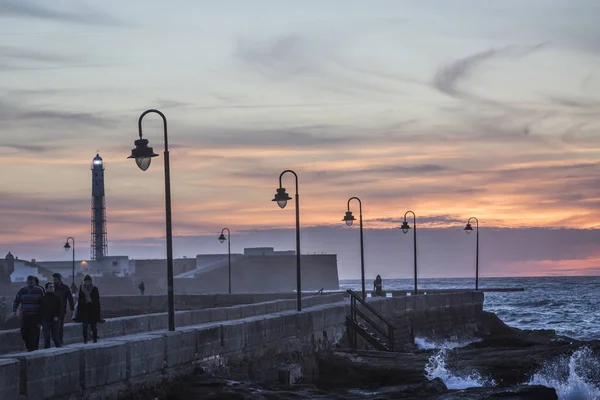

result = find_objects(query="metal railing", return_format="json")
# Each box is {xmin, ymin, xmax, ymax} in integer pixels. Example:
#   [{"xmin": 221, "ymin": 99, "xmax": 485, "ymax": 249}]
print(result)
[{"xmin": 347, "ymin": 289, "xmax": 394, "ymax": 351}]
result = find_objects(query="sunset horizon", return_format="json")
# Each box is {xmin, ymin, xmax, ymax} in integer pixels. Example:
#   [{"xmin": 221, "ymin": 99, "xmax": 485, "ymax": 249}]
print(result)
[{"xmin": 2, "ymin": 0, "xmax": 599, "ymax": 278}]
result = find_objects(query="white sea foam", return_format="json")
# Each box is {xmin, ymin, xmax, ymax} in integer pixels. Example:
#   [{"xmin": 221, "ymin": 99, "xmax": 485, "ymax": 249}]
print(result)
[
  {"xmin": 425, "ymin": 347, "xmax": 496, "ymax": 390},
  {"xmin": 415, "ymin": 336, "xmax": 480, "ymax": 350},
  {"xmin": 528, "ymin": 347, "xmax": 600, "ymax": 400}
]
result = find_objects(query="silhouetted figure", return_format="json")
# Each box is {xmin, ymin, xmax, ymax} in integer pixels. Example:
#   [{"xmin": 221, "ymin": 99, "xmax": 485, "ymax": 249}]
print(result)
[
  {"xmin": 138, "ymin": 281, "xmax": 145, "ymax": 295},
  {"xmin": 53, "ymin": 273, "xmax": 75, "ymax": 345},
  {"xmin": 74, "ymin": 275, "xmax": 102, "ymax": 343},
  {"xmin": 374, "ymin": 275, "xmax": 383, "ymax": 297},
  {"xmin": 12, "ymin": 275, "xmax": 44, "ymax": 351},
  {"xmin": 34, "ymin": 277, "xmax": 45, "ymax": 295},
  {"xmin": 40, "ymin": 283, "xmax": 62, "ymax": 348}
]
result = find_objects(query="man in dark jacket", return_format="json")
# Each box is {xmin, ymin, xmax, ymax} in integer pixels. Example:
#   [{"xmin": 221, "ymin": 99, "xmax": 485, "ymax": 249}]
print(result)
[
  {"xmin": 12, "ymin": 275, "xmax": 44, "ymax": 351},
  {"xmin": 39, "ymin": 283, "xmax": 62, "ymax": 348},
  {"xmin": 52, "ymin": 273, "xmax": 74, "ymax": 345}
]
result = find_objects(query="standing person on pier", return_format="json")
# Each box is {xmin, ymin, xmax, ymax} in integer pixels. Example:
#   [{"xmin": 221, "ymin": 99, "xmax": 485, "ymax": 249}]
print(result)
[
  {"xmin": 74, "ymin": 275, "xmax": 102, "ymax": 343},
  {"xmin": 12, "ymin": 275, "xmax": 44, "ymax": 351},
  {"xmin": 39, "ymin": 282, "xmax": 62, "ymax": 348},
  {"xmin": 374, "ymin": 275, "xmax": 383, "ymax": 297},
  {"xmin": 52, "ymin": 273, "xmax": 74, "ymax": 345}
]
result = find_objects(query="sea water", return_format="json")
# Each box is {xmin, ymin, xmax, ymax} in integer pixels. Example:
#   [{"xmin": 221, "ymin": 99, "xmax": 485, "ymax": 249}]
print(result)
[{"xmin": 341, "ymin": 276, "xmax": 600, "ymax": 399}]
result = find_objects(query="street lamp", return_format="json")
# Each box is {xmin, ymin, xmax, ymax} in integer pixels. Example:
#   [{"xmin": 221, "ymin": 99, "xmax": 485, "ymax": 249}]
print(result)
[
  {"xmin": 128, "ymin": 108, "xmax": 175, "ymax": 332},
  {"xmin": 400, "ymin": 211, "xmax": 418, "ymax": 295},
  {"xmin": 272, "ymin": 170, "xmax": 302, "ymax": 311},
  {"xmin": 63, "ymin": 237, "xmax": 77, "ymax": 294},
  {"xmin": 464, "ymin": 217, "xmax": 480, "ymax": 290},
  {"xmin": 218, "ymin": 228, "xmax": 231, "ymax": 294},
  {"xmin": 342, "ymin": 197, "xmax": 366, "ymax": 300}
]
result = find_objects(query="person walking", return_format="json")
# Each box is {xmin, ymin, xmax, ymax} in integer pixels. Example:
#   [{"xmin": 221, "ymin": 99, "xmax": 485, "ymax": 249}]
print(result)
[
  {"xmin": 12, "ymin": 275, "xmax": 44, "ymax": 351},
  {"xmin": 74, "ymin": 275, "xmax": 102, "ymax": 344},
  {"xmin": 52, "ymin": 273, "xmax": 74, "ymax": 345},
  {"xmin": 39, "ymin": 282, "xmax": 62, "ymax": 348}
]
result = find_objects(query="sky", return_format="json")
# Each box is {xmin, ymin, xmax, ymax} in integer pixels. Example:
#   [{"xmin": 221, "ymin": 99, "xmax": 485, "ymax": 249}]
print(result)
[{"xmin": 1, "ymin": 0, "xmax": 599, "ymax": 279}]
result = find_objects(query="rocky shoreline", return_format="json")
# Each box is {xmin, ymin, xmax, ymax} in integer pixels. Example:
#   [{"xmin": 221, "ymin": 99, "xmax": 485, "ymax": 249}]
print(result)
[{"xmin": 126, "ymin": 311, "xmax": 600, "ymax": 399}]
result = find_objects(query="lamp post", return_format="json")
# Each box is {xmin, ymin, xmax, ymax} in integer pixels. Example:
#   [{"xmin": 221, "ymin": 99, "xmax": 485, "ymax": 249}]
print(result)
[
  {"xmin": 63, "ymin": 237, "xmax": 77, "ymax": 294},
  {"xmin": 272, "ymin": 170, "xmax": 302, "ymax": 311},
  {"xmin": 218, "ymin": 228, "xmax": 231, "ymax": 294},
  {"xmin": 464, "ymin": 217, "xmax": 480, "ymax": 290},
  {"xmin": 128, "ymin": 109, "xmax": 175, "ymax": 332},
  {"xmin": 400, "ymin": 211, "xmax": 418, "ymax": 295},
  {"xmin": 342, "ymin": 197, "xmax": 366, "ymax": 300}
]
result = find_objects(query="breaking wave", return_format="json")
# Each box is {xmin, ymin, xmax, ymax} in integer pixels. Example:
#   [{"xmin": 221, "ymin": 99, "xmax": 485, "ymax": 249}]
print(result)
[
  {"xmin": 425, "ymin": 347, "xmax": 496, "ymax": 390},
  {"xmin": 415, "ymin": 336, "xmax": 480, "ymax": 350},
  {"xmin": 528, "ymin": 347, "xmax": 600, "ymax": 400}
]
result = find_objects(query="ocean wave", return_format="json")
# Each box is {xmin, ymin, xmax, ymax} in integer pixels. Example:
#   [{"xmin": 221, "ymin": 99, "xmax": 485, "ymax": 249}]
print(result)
[
  {"xmin": 415, "ymin": 336, "xmax": 480, "ymax": 350},
  {"xmin": 515, "ymin": 299, "xmax": 554, "ymax": 307},
  {"xmin": 425, "ymin": 347, "xmax": 496, "ymax": 390},
  {"xmin": 527, "ymin": 347, "xmax": 600, "ymax": 400}
]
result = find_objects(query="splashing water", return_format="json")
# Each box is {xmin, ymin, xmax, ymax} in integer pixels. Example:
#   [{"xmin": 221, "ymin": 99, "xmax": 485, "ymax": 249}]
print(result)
[
  {"xmin": 425, "ymin": 347, "xmax": 496, "ymax": 390},
  {"xmin": 528, "ymin": 347, "xmax": 600, "ymax": 400},
  {"xmin": 415, "ymin": 336, "xmax": 480, "ymax": 350}
]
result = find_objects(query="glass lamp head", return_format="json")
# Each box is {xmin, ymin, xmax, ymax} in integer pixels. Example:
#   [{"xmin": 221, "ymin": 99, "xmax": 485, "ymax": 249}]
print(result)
[
  {"xmin": 128, "ymin": 138, "xmax": 158, "ymax": 171},
  {"xmin": 342, "ymin": 211, "xmax": 356, "ymax": 226},
  {"xmin": 400, "ymin": 221, "xmax": 411, "ymax": 234},
  {"xmin": 464, "ymin": 223, "xmax": 473, "ymax": 234},
  {"xmin": 272, "ymin": 187, "xmax": 292, "ymax": 209}
]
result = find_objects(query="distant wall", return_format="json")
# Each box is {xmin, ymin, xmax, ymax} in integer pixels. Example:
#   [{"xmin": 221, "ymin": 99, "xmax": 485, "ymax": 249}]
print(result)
[
  {"xmin": 0, "ymin": 255, "xmax": 340, "ymax": 297},
  {"xmin": 182, "ymin": 254, "xmax": 339, "ymax": 293},
  {"xmin": 133, "ymin": 258, "xmax": 196, "ymax": 279}
]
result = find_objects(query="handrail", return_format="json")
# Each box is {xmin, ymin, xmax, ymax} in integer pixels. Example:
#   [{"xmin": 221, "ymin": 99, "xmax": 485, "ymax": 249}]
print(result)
[
  {"xmin": 347, "ymin": 289, "xmax": 394, "ymax": 350},
  {"xmin": 347, "ymin": 289, "xmax": 393, "ymax": 330},
  {"xmin": 354, "ymin": 307, "xmax": 389, "ymax": 338},
  {"xmin": 317, "ymin": 288, "xmax": 324, "ymax": 295}
]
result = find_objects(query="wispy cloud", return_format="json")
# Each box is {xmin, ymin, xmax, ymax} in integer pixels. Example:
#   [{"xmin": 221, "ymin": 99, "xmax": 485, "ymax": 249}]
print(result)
[
  {"xmin": 0, "ymin": 1, "xmax": 121, "ymax": 26},
  {"xmin": 432, "ymin": 43, "xmax": 547, "ymax": 106}
]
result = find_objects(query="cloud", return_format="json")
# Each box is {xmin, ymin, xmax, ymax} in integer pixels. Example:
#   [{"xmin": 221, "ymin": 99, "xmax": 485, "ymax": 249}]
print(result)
[
  {"xmin": 0, "ymin": 100, "xmax": 118, "ymax": 143},
  {"xmin": 0, "ymin": 1, "xmax": 121, "ymax": 26},
  {"xmin": 235, "ymin": 32, "xmax": 413, "ymax": 98},
  {"xmin": 368, "ymin": 215, "xmax": 466, "ymax": 226},
  {"xmin": 0, "ymin": 143, "xmax": 56, "ymax": 153},
  {"xmin": 432, "ymin": 43, "xmax": 547, "ymax": 106}
]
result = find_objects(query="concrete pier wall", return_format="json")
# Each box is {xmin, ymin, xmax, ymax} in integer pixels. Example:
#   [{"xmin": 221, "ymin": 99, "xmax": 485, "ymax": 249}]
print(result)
[
  {"xmin": 0, "ymin": 294, "xmax": 343, "ymax": 355},
  {"xmin": 0, "ymin": 291, "xmax": 484, "ymax": 400},
  {"xmin": 98, "ymin": 292, "xmax": 302, "ymax": 316}
]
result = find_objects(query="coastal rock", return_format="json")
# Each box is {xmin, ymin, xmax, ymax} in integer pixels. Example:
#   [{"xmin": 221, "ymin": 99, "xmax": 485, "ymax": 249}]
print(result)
[
  {"xmin": 447, "ymin": 329, "xmax": 600, "ymax": 386},
  {"xmin": 431, "ymin": 384, "xmax": 557, "ymax": 399},
  {"xmin": 316, "ymin": 349, "xmax": 432, "ymax": 389}
]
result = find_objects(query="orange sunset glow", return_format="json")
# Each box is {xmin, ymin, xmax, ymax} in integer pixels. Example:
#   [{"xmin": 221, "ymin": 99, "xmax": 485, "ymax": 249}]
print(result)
[{"xmin": 1, "ymin": 1, "xmax": 600, "ymax": 278}]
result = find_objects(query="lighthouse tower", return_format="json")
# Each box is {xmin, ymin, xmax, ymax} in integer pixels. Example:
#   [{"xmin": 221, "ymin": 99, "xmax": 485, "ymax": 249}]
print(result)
[{"xmin": 91, "ymin": 153, "xmax": 107, "ymax": 260}]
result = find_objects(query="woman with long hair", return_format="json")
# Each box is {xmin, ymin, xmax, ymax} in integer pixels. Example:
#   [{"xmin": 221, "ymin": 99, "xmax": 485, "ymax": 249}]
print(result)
[{"xmin": 74, "ymin": 275, "xmax": 102, "ymax": 343}]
